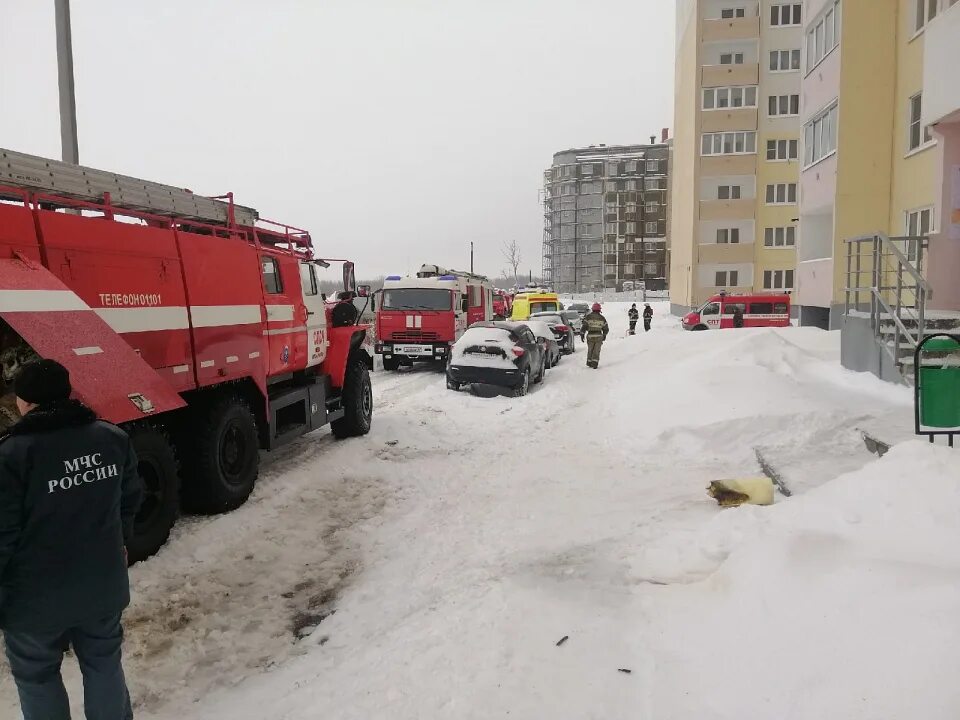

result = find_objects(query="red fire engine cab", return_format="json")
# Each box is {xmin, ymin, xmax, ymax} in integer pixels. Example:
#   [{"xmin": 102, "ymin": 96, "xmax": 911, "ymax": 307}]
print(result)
[
  {"xmin": 682, "ymin": 291, "xmax": 792, "ymax": 330},
  {"xmin": 375, "ymin": 264, "xmax": 494, "ymax": 370},
  {"xmin": 0, "ymin": 148, "xmax": 373, "ymax": 561},
  {"xmin": 493, "ymin": 290, "xmax": 513, "ymax": 320}
]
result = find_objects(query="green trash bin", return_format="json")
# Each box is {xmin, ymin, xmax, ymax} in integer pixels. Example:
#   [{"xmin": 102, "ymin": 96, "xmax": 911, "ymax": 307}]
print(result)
[{"xmin": 918, "ymin": 337, "xmax": 960, "ymax": 429}]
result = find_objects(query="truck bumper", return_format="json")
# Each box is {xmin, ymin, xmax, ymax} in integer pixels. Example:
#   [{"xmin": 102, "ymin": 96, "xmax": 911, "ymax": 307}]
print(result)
[{"xmin": 376, "ymin": 341, "xmax": 449, "ymax": 361}]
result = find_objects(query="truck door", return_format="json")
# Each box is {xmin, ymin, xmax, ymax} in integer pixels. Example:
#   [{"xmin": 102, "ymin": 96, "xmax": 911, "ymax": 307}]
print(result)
[
  {"xmin": 467, "ymin": 284, "xmax": 485, "ymax": 326},
  {"xmin": 299, "ymin": 262, "xmax": 327, "ymax": 367},
  {"xmin": 701, "ymin": 301, "xmax": 721, "ymax": 329}
]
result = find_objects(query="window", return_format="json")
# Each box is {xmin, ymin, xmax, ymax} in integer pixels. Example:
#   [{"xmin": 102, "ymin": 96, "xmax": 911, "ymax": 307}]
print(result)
[
  {"xmin": 581, "ymin": 164, "xmax": 594, "ymax": 176},
  {"xmin": 646, "ymin": 160, "xmax": 659, "ymax": 172},
  {"xmin": 299, "ymin": 263, "xmax": 317, "ymax": 296},
  {"xmin": 771, "ymin": 3, "xmax": 801, "ymax": 26},
  {"xmin": 701, "ymin": 131, "xmax": 757, "ymax": 155},
  {"xmin": 717, "ymin": 228, "xmax": 741, "ymax": 244},
  {"xmin": 751, "ymin": 302, "xmax": 774, "ymax": 314},
  {"xmin": 768, "ymin": 94, "xmax": 800, "ymax": 116},
  {"xmin": 765, "ymin": 183, "xmax": 798, "ymax": 204},
  {"xmin": 764, "ymin": 226, "xmax": 797, "ymax": 247},
  {"xmin": 702, "ymin": 302, "xmax": 721, "ymax": 316},
  {"xmin": 723, "ymin": 302, "xmax": 747, "ymax": 316},
  {"xmin": 644, "ymin": 262, "xmax": 659, "ymax": 275},
  {"xmin": 646, "ymin": 200, "xmax": 659, "ymax": 211},
  {"xmin": 908, "ymin": 93, "xmax": 934, "ymax": 151},
  {"xmin": 715, "ymin": 270, "xmax": 740, "ymax": 287},
  {"xmin": 717, "ymin": 185, "xmax": 742, "ymax": 200},
  {"xmin": 769, "ymin": 49, "xmax": 801, "ymax": 71},
  {"xmin": 807, "ymin": 1, "xmax": 841, "ymax": 71},
  {"xmin": 915, "ymin": 0, "xmax": 940, "ymax": 32},
  {"xmin": 763, "ymin": 269, "xmax": 795, "ymax": 290},
  {"xmin": 703, "ymin": 86, "xmax": 758, "ymax": 110},
  {"xmin": 803, "ymin": 103, "xmax": 838, "ymax": 166},
  {"xmin": 644, "ymin": 178, "xmax": 661, "ymax": 190},
  {"xmin": 625, "ymin": 160, "xmax": 638, "ymax": 173},
  {"xmin": 624, "ymin": 263, "xmax": 635, "ymax": 275},
  {"xmin": 767, "ymin": 139, "xmax": 799, "ymax": 161},
  {"xmin": 645, "ymin": 221, "xmax": 658, "ymax": 234},
  {"xmin": 906, "ymin": 207, "xmax": 935, "ymax": 237},
  {"xmin": 607, "ymin": 162, "xmax": 619, "ymax": 176},
  {"xmin": 262, "ymin": 257, "xmax": 283, "ymax": 294},
  {"xmin": 721, "ymin": 7, "xmax": 746, "ymax": 18},
  {"xmin": 720, "ymin": 52, "xmax": 745, "ymax": 65},
  {"xmin": 626, "ymin": 222, "xmax": 637, "ymax": 234}
]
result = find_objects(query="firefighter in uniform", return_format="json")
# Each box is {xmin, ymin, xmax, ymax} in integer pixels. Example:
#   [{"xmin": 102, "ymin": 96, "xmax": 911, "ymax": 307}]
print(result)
[
  {"xmin": 643, "ymin": 303, "xmax": 654, "ymax": 332},
  {"xmin": 580, "ymin": 303, "xmax": 609, "ymax": 369},
  {"xmin": 0, "ymin": 360, "xmax": 142, "ymax": 720},
  {"xmin": 627, "ymin": 304, "xmax": 639, "ymax": 335}
]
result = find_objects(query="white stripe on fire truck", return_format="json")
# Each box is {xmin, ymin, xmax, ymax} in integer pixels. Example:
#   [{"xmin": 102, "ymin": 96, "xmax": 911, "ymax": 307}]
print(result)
[
  {"xmin": 190, "ymin": 305, "xmax": 262, "ymax": 328},
  {"xmin": 72, "ymin": 346, "xmax": 103, "ymax": 356},
  {"xmin": 0, "ymin": 289, "xmax": 90, "ymax": 312},
  {"xmin": 226, "ymin": 355, "xmax": 239, "ymax": 363},
  {"xmin": 262, "ymin": 325, "xmax": 307, "ymax": 336},
  {"xmin": 200, "ymin": 360, "xmax": 215, "ymax": 368},
  {"xmin": 95, "ymin": 307, "xmax": 190, "ymax": 333},
  {"xmin": 248, "ymin": 351, "xmax": 261, "ymax": 359},
  {"xmin": 172, "ymin": 365, "xmax": 190, "ymax": 374},
  {"xmin": 265, "ymin": 304, "xmax": 295, "ymax": 322}
]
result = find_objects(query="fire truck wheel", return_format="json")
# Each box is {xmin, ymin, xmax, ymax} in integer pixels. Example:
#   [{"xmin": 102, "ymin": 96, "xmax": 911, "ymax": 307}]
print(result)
[
  {"xmin": 126, "ymin": 424, "xmax": 180, "ymax": 563},
  {"xmin": 332, "ymin": 359, "xmax": 373, "ymax": 439},
  {"xmin": 382, "ymin": 356, "xmax": 400, "ymax": 371},
  {"xmin": 185, "ymin": 395, "xmax": 260, "ymax": 513}
]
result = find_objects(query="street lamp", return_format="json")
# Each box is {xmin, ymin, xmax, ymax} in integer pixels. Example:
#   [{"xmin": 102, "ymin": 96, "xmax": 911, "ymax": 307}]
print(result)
[{"xmin": 55, "ymin": 0, "xmax": 79, "ymax": 163}]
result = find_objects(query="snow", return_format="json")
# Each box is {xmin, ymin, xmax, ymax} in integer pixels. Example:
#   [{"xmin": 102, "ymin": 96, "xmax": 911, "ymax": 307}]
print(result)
[
  {"xmin": 450, "ymin": 325, "xmax": 515, "ymax": 368},
  {"xmin": 523, "ymin": 318, "xmax": 555, "ymax": 341},
  {"xmin": 2, "ymin": 302, "xmax": 956, "ymax": 720}
]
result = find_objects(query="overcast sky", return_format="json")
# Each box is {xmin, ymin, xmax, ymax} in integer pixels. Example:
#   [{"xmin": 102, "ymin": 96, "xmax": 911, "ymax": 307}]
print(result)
[{"xmin": 0, "ymin": 0, "xmax": 674, "ymax": 280}]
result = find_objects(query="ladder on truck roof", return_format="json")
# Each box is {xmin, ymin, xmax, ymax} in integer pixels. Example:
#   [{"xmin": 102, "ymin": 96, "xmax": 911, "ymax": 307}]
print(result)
[{"xmin": 0, "ymin": 147, "xmax": 259, "ymax": 227}]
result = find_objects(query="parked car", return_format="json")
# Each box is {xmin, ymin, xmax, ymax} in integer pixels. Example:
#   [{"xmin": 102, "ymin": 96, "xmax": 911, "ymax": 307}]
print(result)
[
  {"xmin": 568, "ymin": 303, "xmax": 590, "ymax": 318},
  {"xmin": 525, "ymin": 319, "xmax": 562, "ymax": 368},
  {"xmin": 529, "ymin": 311, "xmax": 577, "ymax": 355},
  {"xmin": 560, "ymin": 309, "xmax": 583, "ymax": 335},
  {"xmin": 446, "ymin": 322, "xmax": 545, "ymax": 396}
]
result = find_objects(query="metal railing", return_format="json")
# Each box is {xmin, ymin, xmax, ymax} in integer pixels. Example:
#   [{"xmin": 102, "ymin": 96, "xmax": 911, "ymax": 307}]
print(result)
[{"xmin": 844, "ymin": 233, "xmax": 931, "ymax": 369}]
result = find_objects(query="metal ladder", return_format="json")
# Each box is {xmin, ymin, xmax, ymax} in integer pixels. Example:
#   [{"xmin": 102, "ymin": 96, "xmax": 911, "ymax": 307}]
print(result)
[{"xmin": 0, "ymin": 147, "xmax": 258, "ymax": 227}]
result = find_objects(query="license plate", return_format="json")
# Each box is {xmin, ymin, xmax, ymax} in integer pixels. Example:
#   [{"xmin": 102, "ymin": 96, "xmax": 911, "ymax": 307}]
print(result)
[{"xmin": 398, "ymin": 345, "xmax": 432, "ymax": 356}]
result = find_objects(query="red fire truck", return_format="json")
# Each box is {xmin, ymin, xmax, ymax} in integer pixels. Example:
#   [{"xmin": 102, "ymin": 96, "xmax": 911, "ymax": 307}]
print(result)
[
  {"xmin": 493, "ymin": 290, "xmax": 513, "ymax": 320},
  {"xmin": 375, "ymin": 264, "xmax": 494, "ymax": 370},
  {"xmin": 682, "ymin": 291, "xmax": 792, "ymax": 330},
  {"xmin": 0, "ymin": 148, "xmax": 373, "ymax": 561}
]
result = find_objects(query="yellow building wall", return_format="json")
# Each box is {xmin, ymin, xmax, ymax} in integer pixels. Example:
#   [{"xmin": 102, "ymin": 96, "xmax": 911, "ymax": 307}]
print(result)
[
  {"xmin": 668, "ymin": 0, "xmax": 701, "ymax": 308},
  {"xmin": 887, "ymin": 0, "xmax": 940, "ymax": 236},
  {"xmin": 831, "ymin": 0, "xmax": 899, "ymax": 302}
]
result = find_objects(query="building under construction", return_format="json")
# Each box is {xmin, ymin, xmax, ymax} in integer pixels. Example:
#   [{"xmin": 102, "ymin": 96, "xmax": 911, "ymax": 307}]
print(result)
[{"xmin": 542, "ymin": 137, "xmax": 670, "ymax": 294}]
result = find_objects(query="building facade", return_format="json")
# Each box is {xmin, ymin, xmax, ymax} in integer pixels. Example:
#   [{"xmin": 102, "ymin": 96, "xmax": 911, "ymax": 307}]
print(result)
[
  {"xmin": 542, "ymin": 142, "xmax": 670, "ymax": 294},
  {"xmin": 670, "ymin": 0, "xmax": 803, "ymax": 314},
  {"xmin": 796, "ymin": 0, "xmax": 960, "ymax": 329}
]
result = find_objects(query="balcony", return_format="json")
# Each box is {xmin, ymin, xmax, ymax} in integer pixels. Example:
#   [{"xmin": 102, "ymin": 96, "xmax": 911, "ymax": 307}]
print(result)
[
  {"xmin": 700, "ymin": 154, "xmax": 757, "ymax": 176},
  {"xmin": 701, "ymin": 63, "xmax": 759, "ymax": 88},
  {"xmin": 698, "ymin": 243, "xmax": 755, "ymax": 265},
  {"xmin": 700, "ymin": 108, "xmax": 758, "ymax": 133},
  {"xmin": 922, "ymin": 2, "xmax": 960, "ymax": 127},
  {"xmin": 701, "ymin": 15, "xmax": 760, "ymax": 43},
  {"xmin": 699, "ymin": 198, "xmax": 756, "ymax": 221}
]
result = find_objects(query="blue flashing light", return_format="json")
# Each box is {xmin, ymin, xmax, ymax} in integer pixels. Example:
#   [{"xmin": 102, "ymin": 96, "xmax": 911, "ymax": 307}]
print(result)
[
  {"xmin": 385, "ymin": 275, "xmax": 402, "ymax": 281},
  {"xmin": 439, "ymin": 275, "xmax": 457, "ymax": 280}
]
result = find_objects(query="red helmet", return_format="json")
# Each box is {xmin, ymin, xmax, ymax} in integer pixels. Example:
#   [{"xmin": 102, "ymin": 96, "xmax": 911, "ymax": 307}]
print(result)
[{"xmin": 591, "ymin": 303, "xmax": 601, "ymax": 312}]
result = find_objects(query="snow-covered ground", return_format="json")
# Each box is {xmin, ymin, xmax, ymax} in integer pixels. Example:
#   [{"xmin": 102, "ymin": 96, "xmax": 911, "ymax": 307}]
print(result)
[{"xmin": 3, "ymin": 302, "xmax": 957, "ymax": 719}]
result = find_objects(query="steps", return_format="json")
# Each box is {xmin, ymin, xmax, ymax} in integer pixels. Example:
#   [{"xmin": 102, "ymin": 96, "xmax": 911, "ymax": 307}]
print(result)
[{"xmin": 878, "ymin": 312, "xmax": 960, "ymax": 379}]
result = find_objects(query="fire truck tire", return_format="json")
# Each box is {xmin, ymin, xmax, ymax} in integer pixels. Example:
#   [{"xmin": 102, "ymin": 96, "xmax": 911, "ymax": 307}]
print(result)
[
  {"xmin": 332, "ymin": 359, "xmax": 373, "ymax": 439},
  {"xmin": 184, "ymin": 395, "xmax": 260, "ymax": 513},
  {"xmin": 382, "ymin": 356, "xmax": 401, "ymax": 371},
  {"xmin": 126, "ymin": 424, "xmax": 180, "ymax": 563}
]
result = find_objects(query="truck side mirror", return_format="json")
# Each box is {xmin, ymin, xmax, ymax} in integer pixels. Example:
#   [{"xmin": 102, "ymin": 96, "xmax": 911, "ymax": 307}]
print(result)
[
  {"xmin": 357, "ymin": 284, "xmax": 371, "ymax": 297},
  {"xmin": 342, "ymin": 261, "xmax": 357, "ymax": 293}
]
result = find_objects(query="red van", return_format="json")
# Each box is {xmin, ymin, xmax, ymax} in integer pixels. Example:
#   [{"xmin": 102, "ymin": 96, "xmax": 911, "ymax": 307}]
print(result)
[{"xmin": 682, "ymin": 292, "xmax": 791, "ymax": 331}]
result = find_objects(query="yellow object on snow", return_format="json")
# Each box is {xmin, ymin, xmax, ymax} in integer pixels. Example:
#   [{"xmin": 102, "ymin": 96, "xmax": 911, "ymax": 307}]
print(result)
[{"xmin": 707, "ymin": 476, "xmax": 775, "ymax": 507}]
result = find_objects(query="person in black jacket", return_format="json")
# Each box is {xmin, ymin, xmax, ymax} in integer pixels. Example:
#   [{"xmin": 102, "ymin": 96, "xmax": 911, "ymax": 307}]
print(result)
[
  {"xmin": 0, "ymin": 359, "xmax": 142, "ymax": 720},
  {"xmin": 643, "ymin": 303, "xmax": 654, "ymax": 332},
  {"xmin": 627, "ymin": 304, "xmax": 639, "ymax": 335}
]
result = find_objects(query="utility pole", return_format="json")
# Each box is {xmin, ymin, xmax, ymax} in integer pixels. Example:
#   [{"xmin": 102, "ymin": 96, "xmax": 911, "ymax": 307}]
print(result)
[
  {"xmin": 55, "ymin": 0, "xmax": 79, "ymax": 164},
  {"xmin": 470, "ymin": 242, "xmax": 474, "ymax": 273}
]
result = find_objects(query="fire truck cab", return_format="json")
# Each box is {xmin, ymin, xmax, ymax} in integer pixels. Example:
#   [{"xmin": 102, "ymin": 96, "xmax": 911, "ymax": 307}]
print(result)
[
  {"xmin": 0, "ymin": 148, "xmax": 374, "ymax": 562},
  {"xmin": 682, "ymin": 292, "xmax": 792, "ymax": 330},
  {"xmin": 375, "ymin": 264, "xmax": 494, "ymax": 370}
]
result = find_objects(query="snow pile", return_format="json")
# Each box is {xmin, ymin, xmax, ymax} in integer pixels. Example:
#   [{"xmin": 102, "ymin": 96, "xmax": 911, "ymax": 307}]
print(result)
[
  {"xmin": 450, "ymin": 325, "xmax": 515, "ymax": 368},
  {"xmin": 644, "ymin": 441, "xmax": 960, "ymax": 719}
]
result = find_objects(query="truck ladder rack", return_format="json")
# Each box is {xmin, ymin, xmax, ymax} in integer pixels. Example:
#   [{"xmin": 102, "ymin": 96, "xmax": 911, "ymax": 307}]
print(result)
[{"xmin": 0, "ymin": 147, "xmax": 258, "ymax": 227}]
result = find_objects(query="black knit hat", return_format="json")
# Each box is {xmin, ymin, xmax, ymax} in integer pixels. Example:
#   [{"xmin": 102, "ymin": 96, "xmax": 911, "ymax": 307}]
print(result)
[{"xmin": 14, "ymin": 359, "xmax": 72, "ymax": 405}]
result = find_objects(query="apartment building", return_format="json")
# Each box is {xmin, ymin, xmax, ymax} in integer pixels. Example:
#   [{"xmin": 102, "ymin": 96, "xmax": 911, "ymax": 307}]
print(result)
[
  {"xmin": 797, "ymin": 0, "xmax": 960, "ymax": 330},
  {"xmin": 542, "ymin": 141, "xmax": 670, "ymax": 294},
  {"xmin": 671, "ymin": 0, "xmax": 803, "ymax": 314}
]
